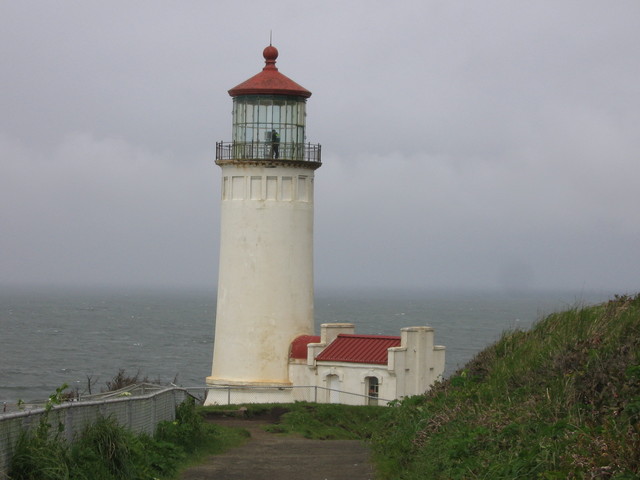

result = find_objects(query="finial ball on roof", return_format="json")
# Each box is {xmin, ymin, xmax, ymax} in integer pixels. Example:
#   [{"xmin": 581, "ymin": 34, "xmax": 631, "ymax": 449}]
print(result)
[{"xmin": 263, "ymin": 45, "xmax": 279, "ymax": 62}]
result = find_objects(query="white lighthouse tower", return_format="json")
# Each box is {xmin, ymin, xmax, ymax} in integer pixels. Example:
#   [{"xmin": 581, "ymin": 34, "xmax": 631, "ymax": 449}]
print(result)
[{"xmin": 205, "ymin": 45, "xmax": 321, "ymax": 404}]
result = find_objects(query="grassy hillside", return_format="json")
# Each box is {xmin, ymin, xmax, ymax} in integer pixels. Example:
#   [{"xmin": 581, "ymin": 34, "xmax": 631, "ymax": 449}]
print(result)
[{"xmin": 372, "ymin": 294, "xmax": 640, "ymax": 479}]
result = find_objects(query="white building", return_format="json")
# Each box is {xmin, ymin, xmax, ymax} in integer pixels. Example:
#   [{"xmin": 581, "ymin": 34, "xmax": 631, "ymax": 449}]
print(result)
[
  {"xmin": 289, "ymin": 324, "xmax": 445, "ymax": 406},
  {"xmin": 205, "ymin": 45, "xmax": 444, "ymax": 406}
]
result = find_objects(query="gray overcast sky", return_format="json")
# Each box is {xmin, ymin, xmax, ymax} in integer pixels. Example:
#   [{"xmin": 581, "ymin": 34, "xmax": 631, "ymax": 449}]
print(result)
[{"xmin": 1, "ymin": 1, "xmax": 639, "ymax": 293}]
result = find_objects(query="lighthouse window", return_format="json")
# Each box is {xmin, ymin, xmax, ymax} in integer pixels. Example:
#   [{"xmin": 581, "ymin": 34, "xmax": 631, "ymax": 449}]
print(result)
[
  {"xmin": 288, "ymin": 104, "xmax": 297, "ymax": 124},
  {"xmin": 244, "ymin": 127, "xmax": 253, "ymax": 141},
  {"xmin": 272, "ymin": 104, "xmax": 281, "ymax": 124},
  {"xmin": 244, "ymin": 104, "xmax": 254, "ymax": 123},
  {"xmin": 235, "ymin": 102, "xmax": 244, "ymax": 123}
]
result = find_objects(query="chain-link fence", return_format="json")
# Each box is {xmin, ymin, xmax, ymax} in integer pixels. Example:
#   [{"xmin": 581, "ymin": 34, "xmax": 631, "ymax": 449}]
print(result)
[
  {"xmin": 202, "ymin": 385, "xmax": 391, "ymax": 407},
  {"xmin": 0, "ymin": 386, "xmax": 192, "ymax": 478}
]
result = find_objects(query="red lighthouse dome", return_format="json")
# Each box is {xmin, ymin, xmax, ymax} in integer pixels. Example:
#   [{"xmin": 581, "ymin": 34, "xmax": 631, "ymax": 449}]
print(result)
[{"xmin": 228, "ymin": 45, "xmax": 311, "ymax": 98}]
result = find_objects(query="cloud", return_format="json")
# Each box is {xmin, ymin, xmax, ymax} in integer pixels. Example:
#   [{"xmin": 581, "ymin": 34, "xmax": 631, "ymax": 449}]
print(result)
[
  {"xmin": 315, "ymin": 140, "xmax": 640, "ymax": 291},
  {"xmin": 0, "ymin": 133, "xmax": 218, "ymax": 288},
  {"xmin": 1, "ymin": 1, "xmax": 639, "ymax": 293}
]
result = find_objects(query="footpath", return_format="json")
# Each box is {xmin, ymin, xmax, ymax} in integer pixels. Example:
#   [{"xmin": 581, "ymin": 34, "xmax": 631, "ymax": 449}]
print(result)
[{"xmin": 179, "ymin": 412, "xmax": 377, "ymax": 480}]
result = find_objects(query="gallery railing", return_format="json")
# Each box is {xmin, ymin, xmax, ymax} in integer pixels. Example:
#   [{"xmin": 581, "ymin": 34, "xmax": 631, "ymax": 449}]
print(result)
[{"xmin": 216, "ymin": 141, "xmax": 321, "ymax": 163}]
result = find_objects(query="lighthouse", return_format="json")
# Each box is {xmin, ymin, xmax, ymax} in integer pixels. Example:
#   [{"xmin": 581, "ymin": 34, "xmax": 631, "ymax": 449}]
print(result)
[{"xmin": 205, "ymin": 45, "xmax": 321, "ymax": 404}]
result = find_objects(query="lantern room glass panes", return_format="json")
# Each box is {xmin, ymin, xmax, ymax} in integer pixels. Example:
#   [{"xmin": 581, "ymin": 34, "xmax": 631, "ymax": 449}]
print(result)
[{"xmin": 232, "ymin": 95, "xmax": 307, "ymax": 159}]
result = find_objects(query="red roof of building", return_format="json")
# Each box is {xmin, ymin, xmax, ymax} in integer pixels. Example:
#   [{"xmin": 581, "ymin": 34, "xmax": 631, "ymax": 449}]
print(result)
[
  {"xmin": 228, "ymin": 45, "xmax": 312, "ymax": 98},
  {"xmin": 315, "ymin": 334, "xmax": 401, "ymax": 365},
  {"xmin": 290, "ymin": 335, "xmax": 321, "ymax": 359}
]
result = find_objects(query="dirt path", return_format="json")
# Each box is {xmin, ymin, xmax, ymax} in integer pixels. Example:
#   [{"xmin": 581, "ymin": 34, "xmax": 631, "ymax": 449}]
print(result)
[{"xmin": 179, "ymin": 413, "xmax": 377, "ymax": 480}]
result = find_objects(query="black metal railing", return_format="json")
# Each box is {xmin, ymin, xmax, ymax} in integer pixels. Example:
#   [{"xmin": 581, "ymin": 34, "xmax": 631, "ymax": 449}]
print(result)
[{"xmin": 216, "ymin": 141, "xmax": 321, "ymax": 163}]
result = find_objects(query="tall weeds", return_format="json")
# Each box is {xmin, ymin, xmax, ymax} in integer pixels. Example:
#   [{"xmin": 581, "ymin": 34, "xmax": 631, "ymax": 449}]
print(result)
[{"xmin": 9, "ymin": 396, "xmax": 244, "ymax": 480}]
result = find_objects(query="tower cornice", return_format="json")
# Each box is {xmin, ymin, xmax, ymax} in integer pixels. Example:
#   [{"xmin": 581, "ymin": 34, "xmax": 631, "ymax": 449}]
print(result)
[{"xmin": 215, "ymin": 159, "xmax": 322, "ymax": 170}]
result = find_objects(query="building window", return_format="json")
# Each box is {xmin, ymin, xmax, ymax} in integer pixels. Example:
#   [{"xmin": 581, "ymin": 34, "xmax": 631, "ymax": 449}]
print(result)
[{"xmin": 366, "ymin": 376, "xmax": 379, "ymax": 406}]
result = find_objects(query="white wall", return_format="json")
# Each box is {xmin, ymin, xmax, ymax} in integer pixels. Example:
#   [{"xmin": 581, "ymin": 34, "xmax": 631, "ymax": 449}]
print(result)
[{"xmin": 207, "ymin": 163, "xmax": 317, "ymax": 390}]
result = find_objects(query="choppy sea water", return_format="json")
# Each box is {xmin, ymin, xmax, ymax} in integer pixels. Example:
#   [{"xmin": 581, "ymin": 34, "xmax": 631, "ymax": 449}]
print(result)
[{"xmin": 0, "ymin": 286, "xmax": 616, "ymax": 403}]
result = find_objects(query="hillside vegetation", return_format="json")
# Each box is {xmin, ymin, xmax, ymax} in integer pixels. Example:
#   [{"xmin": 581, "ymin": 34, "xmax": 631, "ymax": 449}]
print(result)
[{"xmin": 372, "ymin": 294, "xmax": 640, "ymax": 479}]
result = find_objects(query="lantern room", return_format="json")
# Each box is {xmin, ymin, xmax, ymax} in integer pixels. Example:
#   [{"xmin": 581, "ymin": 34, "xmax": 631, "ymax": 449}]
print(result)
[
  {"xmin": 231, "ymin": 95, "xmax": 306, "ymax": 149},
  {"xmin": 216, "ymin": 45, "xmax": 320, "ymax": 164}
]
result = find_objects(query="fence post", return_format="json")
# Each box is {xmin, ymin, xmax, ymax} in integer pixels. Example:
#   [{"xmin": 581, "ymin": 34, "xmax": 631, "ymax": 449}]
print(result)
[
  {"xmin": 127, "ymin": 398, "xmax": 133, "ymax": 430},
  {"xmin": 172, "ymin": 389, "xmax": 177, "ymax": 421},
  {"xmin": 65, "ymin": 405, "xmax": 73, "ymax": 443},
  {"xmin": 151, "ymin": 396, "xmax": 157, "ymax": 436},
  {"xmin": 227, "ymin": 387, "xmax": 231, "ymax": 405}
]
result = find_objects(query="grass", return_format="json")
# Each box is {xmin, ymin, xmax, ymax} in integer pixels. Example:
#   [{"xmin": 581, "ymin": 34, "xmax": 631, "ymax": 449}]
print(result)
[
  {"xmin": 271, "ymin": 403, "xmax": 393, "ymax": 439},
  {"xmin": 371, "ymin": 293, "xmax": 640, "ymax": 479},
  {"xmin": 201, "ymin": 402, "xmax": 394, "ymax": 440}
]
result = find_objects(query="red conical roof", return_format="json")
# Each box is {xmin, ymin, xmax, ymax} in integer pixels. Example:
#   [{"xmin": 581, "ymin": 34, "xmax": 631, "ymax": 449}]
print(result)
[{"xmin": 228, "ymin": 45, "xmax": 311, "ymax": 98}]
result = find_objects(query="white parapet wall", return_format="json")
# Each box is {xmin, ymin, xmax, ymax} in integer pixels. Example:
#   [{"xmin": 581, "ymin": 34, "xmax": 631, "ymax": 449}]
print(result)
[{"xmin": 387, "ymin": 326, "xmax": 446, "ymax": 398}]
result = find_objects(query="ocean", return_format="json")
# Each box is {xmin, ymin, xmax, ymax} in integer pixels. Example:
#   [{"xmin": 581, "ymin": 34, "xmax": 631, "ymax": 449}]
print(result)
[{"xmin": 0, "ymin": 286, "xmax": 615, "ymax": 404}]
